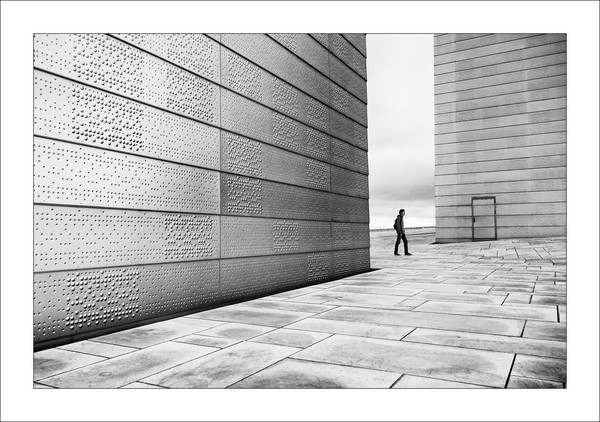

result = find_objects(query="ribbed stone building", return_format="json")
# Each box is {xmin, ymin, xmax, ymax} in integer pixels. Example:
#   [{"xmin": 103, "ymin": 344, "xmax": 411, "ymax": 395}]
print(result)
[
  {"xmin": 434, "ymin": 34, "xmax": 567, "ymax": 242},
  {"xmin": 34, "ymin": 34, "xmax": 369, "ymax": 349}
]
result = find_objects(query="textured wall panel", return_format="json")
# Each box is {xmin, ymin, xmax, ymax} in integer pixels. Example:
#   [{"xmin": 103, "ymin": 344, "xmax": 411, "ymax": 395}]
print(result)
[
  {"xmin": 332, "ymin": 194, "xmax": 370, "ymax": 223},
  {"xmin": 220, "ymin": 252, "xmax": 332, "ymax": 302},
  {"xmin": 341, "ymin": 34, "xmax": 367, "ymax": 57},
  {"xmin": 220, "ymin": 34, "xmax": 330, "ymax": 105},
  {"xmin": 330, "ymin": 82, "xmax": 368, "ymax": 126},
  {"xmin": 111, "ymin": 33, "xmax": 220, "ymax": 83},
  {"xmin": 221, "ymin": 47, "xmax": 330, "ymax": 132},
  {"xmin": 35, "ymin": 137, "xmax": 220, "ymax": 213},
  {"xmin": 310, "ymin": 33, "xmax": 329, "ymax": 49},
  {"xmin": 221, "ymin": 89, "xmax": 331, "ymax": 162},
  {"xmin": 221, "ymin": 174, "xmax": 331, "ymax": 221},
  {"xmin": 269, "ymin": 33, "xmax": 329, "ymax": 76},
  {"xmin": 34, "ymin": 72, "xmax": 220, "ymax": 169},
  {"xmin": 332, "ymin": 248, "xmax": 370, "ymax": 278},
  {"xmin": 34, "ymin": 260, "xmax": 220, "ymax": 342},
  {"xmin": 329, "ymin": 34, "xmax": 367, "ymax": 79},
  {"xmin": 221, "ymin": 132, "xmax": 330, "ymax": 191},
  {"xmin": 220, "ymin": 217, "xmax": 331, "ymax": 258},
  {"xmin": 331, "ymin": 109, "xmax": 368, "ymax": 150},
  {"xmin": 35, "ymin": 205, "xmax": 220, "ymax": 272},
  {"xmin": 331, "ymin": 138, "xmax": 369, "ymax": 175},
  {"xmin": 434, "ymin": 34, "xmax": 566, "ymax": 242},
  {"xmin": 329, "ymin": 53, "xmax": 368, "ymax": 103},
  {"xmin": 332, "ymin": 223, "xmax": 370, "ymax": 250},
  {"xmin": 331, "ymin": 166, "xmax": 369, "ymax": 198},
  {"xmin": 34, "ymin": 34, "xmax": 220, "ymax": 125}
]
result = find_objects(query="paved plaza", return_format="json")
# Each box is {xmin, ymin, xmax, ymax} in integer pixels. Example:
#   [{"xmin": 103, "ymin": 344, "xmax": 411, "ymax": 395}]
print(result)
[{"xmin": 34, "ymin": 229, "xmax": 566, "ymax": 388}]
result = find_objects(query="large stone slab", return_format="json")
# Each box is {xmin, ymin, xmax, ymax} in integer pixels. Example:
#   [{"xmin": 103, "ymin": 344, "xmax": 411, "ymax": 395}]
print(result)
[
  {"xmin": 234, "ymin": 299, "xmax": 336, "ymax": 314},
  {"xmin": 34, "ymin": 348, "xmax": 105, "ymax": 381},
  {"xmin": 507, "ymin": 375, "xmax": 563, "ymax": 388},
  {"xmin": 230, "ymin": 358, "xmax": 401, "ymax": 388},
  {"xmin": 410, "ymin": 291, "xmax": 505, "ymax": 305},
  {"xmin": 394, "ymin": 282, "xmax": 492, "ymax": 294},
  {"xmin": 293, "ymin": 335, "xmax": 513, "ymax": 388},
  {"xmin": 403, "ymin": 328, "xmax": 565, "ymax": 359},
  {"xmin": 58, "ymin": 340, "xmax": 138, "ymax": 358},
  {"xmin": 141, "ymin": 341, "xmax": 300, "ymax": 388},
  {"xmin": 523, "ymin": 321, "xmax": 566, "ymax": 341},
  {"xmin": 414, "ymin": 301, "xmax": 557, "ymax": 322},
  {"xmin": 393, "ymin": 374, "xmax": 487, "ymax": 388},
  {"xmin": 511, "ymin": 355, "xmax": 566, "ymax": 383},
  {"xmin": 287, "ymin": 317, "xmax": 415, "ymax": 340},
  {"xmin": 199, "ymin": 322, "xmax": 275, "ymax": 340},
  {"xmin": 316, "ymin": 306, "xmax": 524, "ymax": 336},
  {"xmin": 92, "ymin": 318, "xmax": 225, "ymax": 348},
  {"xmin": 187, "ymin": 306, "xmax": 312, "ymax": 327},
  {"xmin": 40, "ymin": 342, "xmax": 216, "ymax": 388},
  {"xmin": 250, "ymin": 328, "xmax": 331, "ymax": 348},
  {"xmin": 327, "ymin": 285, "xmax": 425, "ymax": 296},
  {"xmin": 287, "ymin": 290, "xmax": 407, "ymax": 307},
  {"xmin": 173, "ymin": 334, "xmax": 241, "ymax": 348}
]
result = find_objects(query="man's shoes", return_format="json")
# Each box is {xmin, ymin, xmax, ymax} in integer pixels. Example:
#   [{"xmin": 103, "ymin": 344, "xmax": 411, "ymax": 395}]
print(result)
[
  {"xmin": 394, "ymin": 253, "xmax": 400, "ymax": 256},
  {"xmin": 405, "ymin": 252, "xmax": 412, "ymax": 256}
]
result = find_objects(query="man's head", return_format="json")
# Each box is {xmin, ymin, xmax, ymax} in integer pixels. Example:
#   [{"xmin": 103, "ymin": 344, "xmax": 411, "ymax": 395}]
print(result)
[{"xmin": 399, "ymin": 209, "xmax": 405, "ymax": 216}]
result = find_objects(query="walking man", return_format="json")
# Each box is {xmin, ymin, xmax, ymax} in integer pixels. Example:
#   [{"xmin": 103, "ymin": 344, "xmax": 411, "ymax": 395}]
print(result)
[{"xmin": 394, "ymin": 209, "xmax": 412, "ymax": 256}]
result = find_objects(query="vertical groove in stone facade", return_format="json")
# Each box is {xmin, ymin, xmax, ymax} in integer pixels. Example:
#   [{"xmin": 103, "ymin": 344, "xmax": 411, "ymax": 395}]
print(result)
[
  {"xmin": 434, "ymin": 33, "xmax": 566, "ymax": 243},
  {"xmin": 33, "ymin": 33, "xmax": 369, "ymax": 348}
]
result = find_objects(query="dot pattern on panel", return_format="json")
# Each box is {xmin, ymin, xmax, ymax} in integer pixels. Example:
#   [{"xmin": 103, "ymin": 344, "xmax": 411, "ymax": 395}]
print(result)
[
  {"xmin": 222, "ymin": 175, "xmax": 263, "ymax": 215},
  {"xmin": 272, "ymin": 77, "xmax": 300, "ymax": 118},
  {"xmin": 307, "ymin": 252, "xmax": 332, "ymax": 283},
  {"xmin": 114, "ymin": 34, "xmax": 219, "ymax": 83},
  {"xmin": 222, "ymin": 132, "xmax": 263, "ymax": 178},
  {"xmin": 341, "ymin": 34, "xmax": 367, "ymax": 57},
  {"xmin": 331, "ymin": 166, "xmax": 370, "ymax": 199},
  {"xmin": 304, "ymin": 160, "xmax": 330, "ymax": 191},
  {"xmin": 330, "ymin": 34, "xmax": 367, "ymax": 79},
  {"xmin": 271, "ymin": 33, "xmax": 299, "ymax": 54},
  {"xmin": 272, "ymin": 113, "xmax": 300, "ymax": 151},
  {"xmin": 34, "ymin": 138, "xmax": 220, "ymax": 213},
  {"xmin": 33, "ymin": 34, "xmax": 219, "ymax": 125},
  {"xmin": 310, "ymin": 33, "xmax": 329, "ymax": 48},
  {"xmin": 33, "ymin": 261, "xmax": 220, "ymax": 342},
  {"xmin": 305, "ymin": 97, "xmax": 329, "ymax": 132},
  {"xmin": 305, "ymin": 127, "xmax": 331, "ymax": 162},
  {"xmin": 273, "ymin": 220, "xmax": 300, "ymax": 252},
  {"xmin": 329, "ymin": 54, "xmax": 368, "ymax": 103},
  {"xmin": 34, "ymin": 206, "xmax": 219, "ymax": 271},
  {"xmin": 223, "ymin": 49, "xmax": 264, "ymax": 102},
  {"xmin": 34, "ymin": 72, "xmax": 220, "ymax": 169},
  {"xmin": 331, "ymin": 110, "xmax": 368, "ymax": 150},
  {"xmin": 332, "ymin": 223, "xmax": 370, "ymax": 249},
  {"xmin": 333, "ymin": 250, "xmax": 352, "ymax": 277},
  {"xmin": 331, "ymin": 138, "xmax": 369, "ymax": 175}
]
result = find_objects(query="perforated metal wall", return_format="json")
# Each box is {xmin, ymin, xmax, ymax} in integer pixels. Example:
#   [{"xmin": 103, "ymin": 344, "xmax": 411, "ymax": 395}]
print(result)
[
  {"xmin": 34, "ymin": 33, "xmax": 369, "ymax": 347},
  {"xmin": 434, "ymin": 33, "xmax": 566, "ymax": 242}
]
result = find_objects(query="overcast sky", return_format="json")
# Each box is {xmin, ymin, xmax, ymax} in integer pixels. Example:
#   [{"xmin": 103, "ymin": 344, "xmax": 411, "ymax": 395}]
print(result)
[{"xmin": 366, "ymin": 34, "xmax": 434, "ymax": 229}]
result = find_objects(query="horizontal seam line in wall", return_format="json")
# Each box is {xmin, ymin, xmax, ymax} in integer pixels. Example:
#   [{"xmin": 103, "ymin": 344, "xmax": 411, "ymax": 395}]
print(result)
[
  {"xmin": 33, "ymin": 68, "xmax": 369, "ymax": 169},
  {"xmin": 339, "ymin": 34, "xmax": 367, "ymax": 60},
  {"xmin": 434, "ymin": 73, "xmax": 567, "ymax": 97},
  {"xmin": 433, "ymin": 41, "xmax": 567, "ymax": 76},
  {"xmin": 437, "ymin": 214, "xmax": 566, "ymax": 220},
  {"xmin": 294, "ymin": 33, "xmax": 367, "ymax": 81},
  {"xmin": 108, "ymin": 33, "xmax": 369, "ymax": 131},
  {"xmin": 32, "ymin": 246, "xmax": 371, "ymax": 275},
  {"xmin": 434, "ymin": 107, "xmax": 566, "ymax": 127},
  {"xmin": 434, "ymin": 201, "xmax": 566, "ymax": 208},
  {"xmin": 434, "ymin": 83, "xmax": 567, "ymax": 106},
  {"xmin": 435, "ymin": 188, "xmax": 566, "ymax": 197},
  {"xmin": 434, "ymin": 130, "xmax": 567, "ymax": 146},
  {"xmin": 434, "ymin": 95, "xmax": 567, "ymax": 117},
  {"xmin": 435, "ymin": 118, "xmax": 567, "ymax": 137},
  {"xmin": 33, "ymin": 134, "xmax": 369, "ymax": 196},
  {"xmin": 435, "ymin": 176, "xmax": 566, "ymax": 186},
  {"xmin": 265, "ymin": 33, "xmax": 369, "ymax": 97},
  {"xmin": 436, "ymin": 163, "xmax": 567, "ymax": 175},
  {"xmin": 433, "ymin": 55, "xmax": 567, "ymax": 86},
  {"xmin": 33, "ymin": 202, "xmax": 370, "ymax": 223},
  {"xmin": 435, "ymin": 153, "xmax": 567, "ymax": 167},
  {"xmin": 433, "ymin": 36, "xmax": 565, "ymax": 66},
  {"xmin": 433, "ymin": 34, "xmax": 539, "ymax": 57},
  {"xmin": 435, "ymin": 142, "xmax": 565, "ymax": 156},
  {"xmin": 432, "ymin": 34, "xmax": 494, "ymax": 47}
]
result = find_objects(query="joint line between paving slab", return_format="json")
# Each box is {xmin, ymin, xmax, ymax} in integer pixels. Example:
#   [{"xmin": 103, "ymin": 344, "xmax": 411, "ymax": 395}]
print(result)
[
  {"xmin": 389, "ymin": 374, "xmax": 405, "ymax": 388},
  {"xmin": 504, "ymin": 354, "xmax": 518, "ymax": 389}
]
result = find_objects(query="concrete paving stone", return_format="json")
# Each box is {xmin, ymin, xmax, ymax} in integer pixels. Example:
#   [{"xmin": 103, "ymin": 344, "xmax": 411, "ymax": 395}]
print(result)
[
  {"xmin": 403, "ymin": 328, "xmax": 565, "ymax": 359},
  {"xmin": 40, "ymin": 342, "xmax": 216, "ymax": 388},
  {"xmin": 441, "ymin": 279, "xmax": 535, "ymax": 288},
  {"xmin": 393, "ymin": 374, "xmax": 488, "ymax": 388},
  {"xmin": 530, "ymin": 295, "xmax": 566, "ymax": 306},
  {"xmin": 286, "ymin": 317, "xmax": 415, "ymax": 340},
  {"xmin": 120, "ymin": 381, "xmax": 166, "ymax": 388},
  {"xmin": 394, "ymin": 282, "xmax": 492, "ymax": 294},
  {"xmin": 328, "ymin": 285, "xmax": 425, "ymax": 297},
  {"xmin": 512, "ymin": 355, "xmax": 566, "ymax": 383},
  {"xmin": 269, "ymin": 287, "xmax": 322, "ymax": 299},
  {"xmin": 344, "ymin": 280, "xmax": 404, "ymax": 287},
  {"xmin": 141, "ymin": 341, "xmax": 300, "ymax": 388},
  {"xmin": 507, "ymin": 375, "xmax": 563, "ymax": 388},
  {"xmin": 523, "ymin": 321, "xmax": 566, "ymax": 342},
  {"xmin": 411, "ymin": 291, "xmax": 505, "ymax": 305},
  {"xmin": 293, "ymin": 334, "xmax": 513, "ymax": 388},
  {"xmin": 309, "ymin": 281, "xmax": 350, "ymax": 289},
  {"xmin": 316, "ymin": 306, "xmax": 524, "ymax": 336},
  {"xmin": 415, "ymin": 301, "xmax": 557, "ymax": 322},
  {"xmin": 229, "ymin": 358, "xmax": 401, "ymax": 388},
  {"xmin": 250, "ymin": 328, "xmax": 331, "ymax": 348},
  {"xmin": 286, "ymin": 291, "xmax": 406, "ymax": 307},
  {"xmin": 199, "ymin": 322, "xmax": 276, "ymax": 340},
  {"xmin": 172, "ymin": 334, "xmax": 241, "ymax": 348},
  {"xmin": 534, "ymin": 284, "xmax": 566, "ymax": 294},
  {"xmin": 504, "ymin": 293, "xmax": 532, "ymax": 304},
  {"xmin": 34, "ymin": 348, "xmax": 106, "ymax": 381},
  {"xmin": 234, "ymin": 299, "xmax": 336, "ymax": 314},
  {"xmin": 397, "ymin": 299, "xmax": 427, "ymax": 307},
  {"xmin": 92, "ymin": 318, "xmax": 225, "ymax": 348},
  {"xmin": 58, "ymin": 340, "xmax": 138, "ymax": 358},
  {"xmin": 189, "ymin": 306, "xmax": 313, "ymax": 327},
  {"xmin": 490, "ymin": 286, "xmax": 534, "ymax": 293},
  {"xmin": 34, "ymin": 383, "xmax": 55, "ymax": 388}
]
